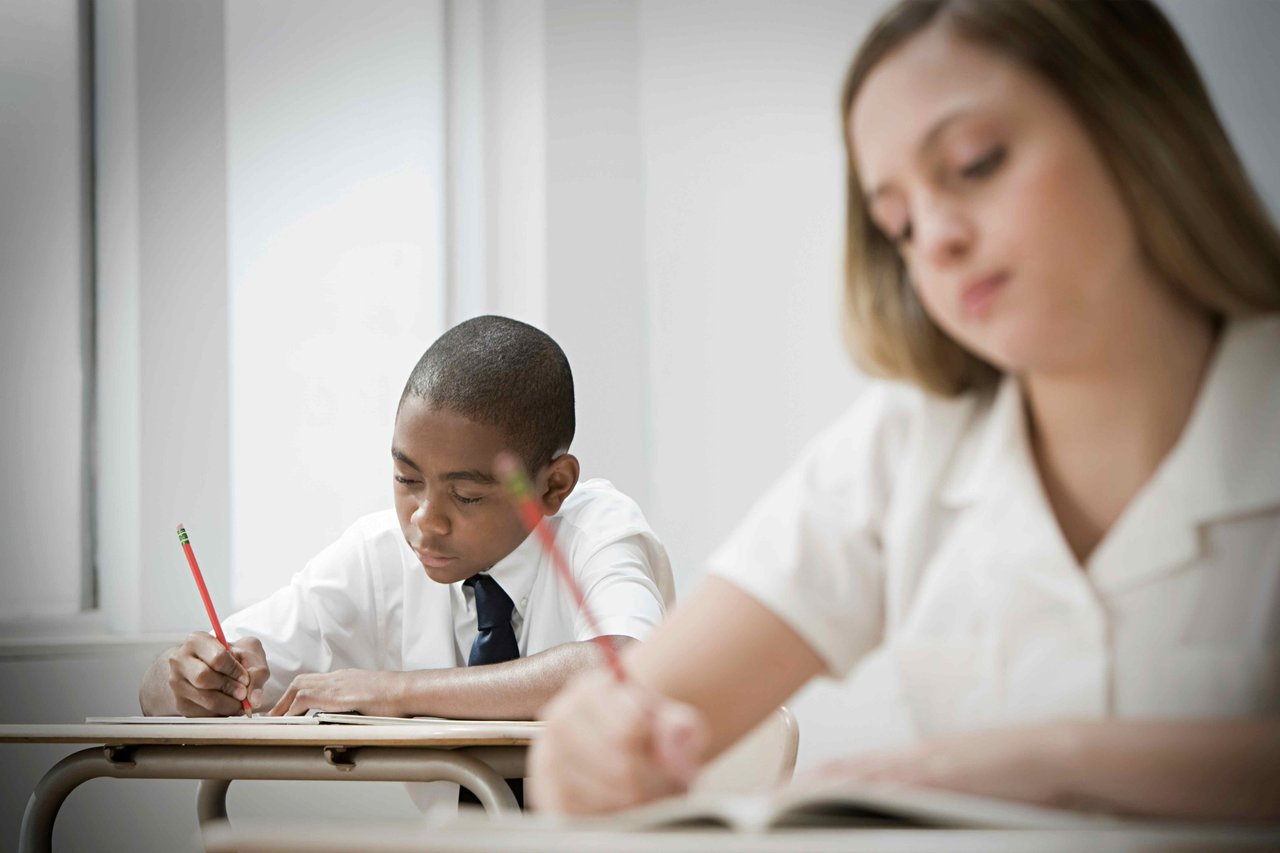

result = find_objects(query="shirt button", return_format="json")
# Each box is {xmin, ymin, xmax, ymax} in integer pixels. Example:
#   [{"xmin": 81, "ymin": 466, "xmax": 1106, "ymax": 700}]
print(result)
[{"xmin": 520, "ymin": 598, "xmax": 527, "ymax": 608}]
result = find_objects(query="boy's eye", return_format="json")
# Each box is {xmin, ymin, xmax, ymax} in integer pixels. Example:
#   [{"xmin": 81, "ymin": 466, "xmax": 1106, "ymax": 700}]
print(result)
[
  {"xmin": 959, "ymin": 145, "xmax": 1006, "ymax": 181},
  {"xmin": 453, "ymin": 492, "xmax": 483, "ymax": 506},
  {"xmin": 394, "ymin": 475, "xmax": 420, "ymax": 486}
]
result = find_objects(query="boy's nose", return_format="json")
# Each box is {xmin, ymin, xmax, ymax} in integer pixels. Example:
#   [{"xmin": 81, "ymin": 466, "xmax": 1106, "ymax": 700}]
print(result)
[{"xmin": 412, "ymin": 498, "xmax": 450, "ymax": 536}]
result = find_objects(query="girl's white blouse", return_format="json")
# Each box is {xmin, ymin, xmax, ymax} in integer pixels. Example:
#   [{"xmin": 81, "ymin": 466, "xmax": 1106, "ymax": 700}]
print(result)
[{"xmin": 709, "ymin": 315, "xmax": 1280, "ymax": 737}]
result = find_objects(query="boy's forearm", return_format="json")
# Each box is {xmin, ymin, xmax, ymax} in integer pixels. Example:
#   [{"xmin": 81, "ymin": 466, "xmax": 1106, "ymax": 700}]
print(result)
[
  {"xmin": 1051, "ymin": 718, "xmax": 1280, "ymax": 821},
  {"xmin": 395, "ymin": 636, "xmax": 636, "ymax": 720}
]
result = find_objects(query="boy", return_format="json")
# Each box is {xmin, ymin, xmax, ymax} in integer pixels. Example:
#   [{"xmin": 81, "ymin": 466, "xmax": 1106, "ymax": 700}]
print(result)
[{"xmin": 139, "ymin": 315, "xmax": 674, "ymax": 727}]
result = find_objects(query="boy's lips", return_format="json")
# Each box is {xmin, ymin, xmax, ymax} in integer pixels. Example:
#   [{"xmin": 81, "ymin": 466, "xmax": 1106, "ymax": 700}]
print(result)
[{"xmin": 416, "ymin": 550, "xmax": 457, "ymax": 569}]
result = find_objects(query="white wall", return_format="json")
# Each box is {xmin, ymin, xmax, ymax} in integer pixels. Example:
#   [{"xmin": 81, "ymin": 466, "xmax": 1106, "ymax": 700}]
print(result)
[
  {"xmin": 544, "ymin": 0, "xmax": 651, "ymax": 506},
  {"xmin": 0, "ymin": 0, "xmax": 88, "ymax": 621},
  {"xmin": 225, "ymin": 0, "xmax": 447, "ymax": 608},
  {"xmin": 1162, "ymin": 0, "xmax": 1280, "ymax": 221},
  {"xmin": 638, "ymin": 0, "xmax": 872, "ymax": 593},
  {"xmin": 94, "ymin": 0, "xmax": 233, "ymax": 636},
  {"xmin": 92, "ymin": 0, "xmax": 450, "ymax": 629}
]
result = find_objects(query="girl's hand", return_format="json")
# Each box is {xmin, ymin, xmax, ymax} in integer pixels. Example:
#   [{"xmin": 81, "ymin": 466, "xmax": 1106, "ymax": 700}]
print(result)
[{"xmin": 528, "ymin": 668, "xmax": 709, "ymax": 814}]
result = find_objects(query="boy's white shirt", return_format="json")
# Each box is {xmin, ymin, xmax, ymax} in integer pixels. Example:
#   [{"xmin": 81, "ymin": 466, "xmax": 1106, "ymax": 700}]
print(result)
[
  {"xmin": 710, "ymin": 315, "xmax": 1280, "ymax": 747},
  {"xmin": 223, "ymin": 477, "xmax": 675, "ymax": 705},
  {"xmin": 223, "ymin": 477, "xmax": 672, "ymax": 813}
]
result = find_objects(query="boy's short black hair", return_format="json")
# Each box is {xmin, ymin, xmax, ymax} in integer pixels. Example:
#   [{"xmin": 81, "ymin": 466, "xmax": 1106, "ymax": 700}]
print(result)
[{"xmin": 401, "ymin": 315, "xmax": 575, "ymax": 468}]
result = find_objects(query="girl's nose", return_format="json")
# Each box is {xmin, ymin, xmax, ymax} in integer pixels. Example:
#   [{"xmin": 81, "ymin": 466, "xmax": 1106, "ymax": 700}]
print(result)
[{"xmin": 915, "ymin": 198, "xmax": 974, "ymax": 269}]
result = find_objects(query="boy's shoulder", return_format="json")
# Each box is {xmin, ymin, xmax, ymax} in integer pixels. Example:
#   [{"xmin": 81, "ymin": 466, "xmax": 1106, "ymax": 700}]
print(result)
[
  {"xmin": 347, "ymin": 507, "xmax": 403, "ymax": 538},
  {"xmin": 555, "ymin": 478, "xmax": 674, "ymax": 603},
  {"xmin": 326, "ymin": 508, "xmax": 406, "ymax": 562},
  {"xmin": 556, "ymin": 478, "xmax": 655, "ymax": 543}
]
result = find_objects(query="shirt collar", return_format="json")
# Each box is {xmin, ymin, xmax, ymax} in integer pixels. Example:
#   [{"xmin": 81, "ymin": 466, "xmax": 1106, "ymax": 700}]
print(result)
[
  {"xmin": 942, "ymin": 314, "xmax": 1280, "ymax": 515},
  {"xmin": 1150, "ymin": 314, "xmax": 1280, "ymax": 523},
  {"xmin": 1090, "ymin": 314, "xmax": 1280, "ymax": 588},
  {"xmin": 460, "ymin": 526, "xmax": 545, "ymax": 619},
  {"xmin": 937, "ymin": 377, "xmax": 1021, "ymax": 509},
  {"xmin": 938, "ymin": 313, "xmax": 1280, "ymax": 588}
]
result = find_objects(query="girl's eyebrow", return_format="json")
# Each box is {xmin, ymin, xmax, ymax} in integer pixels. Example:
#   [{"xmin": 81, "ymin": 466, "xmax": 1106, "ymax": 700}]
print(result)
[{"xmin": 863, "ymin": 108, "xmax": 976, "ymax": 205}]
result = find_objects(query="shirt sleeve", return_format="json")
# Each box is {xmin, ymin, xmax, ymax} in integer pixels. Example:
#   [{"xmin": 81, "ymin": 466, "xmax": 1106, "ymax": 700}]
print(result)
[
  {"xmin": 571, "ymin": 532, "xmax": 672, "ymax": 643},
  {"xmin": 706, "ymin": 383, "xmax": 910, "ymax": 676},
  {"xmin": 222, "ymin": 519, "xmax": 386, "ymax": 704}
]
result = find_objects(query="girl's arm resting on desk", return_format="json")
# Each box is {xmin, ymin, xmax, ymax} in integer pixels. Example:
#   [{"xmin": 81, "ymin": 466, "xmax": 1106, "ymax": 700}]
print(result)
[
  {"xmin": 529, "ymin": 578, "xmax": 827, "ymax": 813},
  {"xmin": 821, "ymin": 718, "xmax": 1280, "ymax": 823},
  {"xmin": 265, "ymin": 636, "xmax": 638, "ymax": 719}
]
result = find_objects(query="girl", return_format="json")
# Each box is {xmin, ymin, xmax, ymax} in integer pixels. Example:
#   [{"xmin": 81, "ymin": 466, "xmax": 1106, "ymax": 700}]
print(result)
[{"xmin": 531, "ymin": 0, "xmax": 1280, "ymax": 822}]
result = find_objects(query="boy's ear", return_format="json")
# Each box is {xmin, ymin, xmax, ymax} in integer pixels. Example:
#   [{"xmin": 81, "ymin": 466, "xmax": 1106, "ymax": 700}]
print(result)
[{"xmin": 538, "ymin": 454, "xmax": 580, "ymax": 516}]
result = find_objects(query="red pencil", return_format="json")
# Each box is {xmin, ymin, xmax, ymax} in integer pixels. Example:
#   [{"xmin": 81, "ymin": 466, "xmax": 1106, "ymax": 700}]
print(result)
[
  {"xmin": 493, "ymin": 453, "xmax": 627, "ymax": 682},
  {"xmin": 176, "ymin": 524, "xmax": 254, "ymax": 717}
]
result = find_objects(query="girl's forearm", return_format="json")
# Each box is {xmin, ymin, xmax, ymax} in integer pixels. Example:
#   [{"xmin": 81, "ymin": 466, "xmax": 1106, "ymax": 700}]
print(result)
[{"xmin": 1053, "ymin": 718, "xmax": 1280, "ymax": 822}]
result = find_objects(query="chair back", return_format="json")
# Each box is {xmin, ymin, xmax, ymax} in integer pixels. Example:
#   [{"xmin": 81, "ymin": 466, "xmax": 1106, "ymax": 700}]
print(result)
[{"xmin": 690, "ymin": 705, "xmax": 798, "ymax": 795}]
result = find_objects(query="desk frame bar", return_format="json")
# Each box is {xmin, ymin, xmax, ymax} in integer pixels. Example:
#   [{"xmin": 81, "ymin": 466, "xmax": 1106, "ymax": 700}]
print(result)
[{"xmin": 19, "ymin": 744, "xmax": 524, "ymax": 853}]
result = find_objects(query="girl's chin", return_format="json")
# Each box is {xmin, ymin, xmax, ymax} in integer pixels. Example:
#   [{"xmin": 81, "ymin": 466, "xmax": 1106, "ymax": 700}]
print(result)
[{"xmin": 953, "ymin": 321, "xmax": 1068, "ymax": 377}]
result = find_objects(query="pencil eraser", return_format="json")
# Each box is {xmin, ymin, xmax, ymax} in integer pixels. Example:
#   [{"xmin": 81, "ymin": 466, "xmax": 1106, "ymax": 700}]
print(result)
[{"xmin": 493, "ymin": 452, "xmax": 522, "ymax": 480}]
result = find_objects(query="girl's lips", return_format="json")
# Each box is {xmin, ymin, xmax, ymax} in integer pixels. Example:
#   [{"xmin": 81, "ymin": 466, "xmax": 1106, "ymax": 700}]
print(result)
[{"xmin": 960, "ymin": 273, "xmax": 1007, "ymax": 319}]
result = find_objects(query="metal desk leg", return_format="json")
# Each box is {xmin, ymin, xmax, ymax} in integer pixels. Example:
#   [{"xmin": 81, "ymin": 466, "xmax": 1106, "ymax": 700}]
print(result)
[
  {"xmin": 19, "ymin": 744, "xmax": 523, "ymax": 853},
  {"xmin": 197, "ymin": 778, "xmax": 232, "ymax": 822},
  {"xmin": 19, "ymin": 747, "xmax": 118, "ymax": 853}
]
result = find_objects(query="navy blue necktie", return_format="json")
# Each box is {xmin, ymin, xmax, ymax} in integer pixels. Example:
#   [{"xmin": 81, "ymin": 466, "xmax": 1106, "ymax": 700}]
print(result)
[
  {"xmin": 460, "ymin": 573, "xmax": 524, "ymax": 808},
  {"xmin": 464, "ymin": 574, "xmax": 520, "ymax": 666}
]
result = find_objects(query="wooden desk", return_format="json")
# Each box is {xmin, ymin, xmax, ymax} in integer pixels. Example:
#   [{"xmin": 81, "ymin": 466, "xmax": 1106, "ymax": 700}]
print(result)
[
  {"xmin": 0, "ymin": 721, "xmax": 539, "ymax": 853},
  {"xmin": 199, "ymin": 819, "xmax": 1280, "ymax": 853}
]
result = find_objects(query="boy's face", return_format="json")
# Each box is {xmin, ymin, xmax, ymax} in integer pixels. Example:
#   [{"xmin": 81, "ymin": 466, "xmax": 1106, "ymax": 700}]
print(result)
[{"xmin": 391, "ymin": 397, "xmax": 533, "ymax": 585}]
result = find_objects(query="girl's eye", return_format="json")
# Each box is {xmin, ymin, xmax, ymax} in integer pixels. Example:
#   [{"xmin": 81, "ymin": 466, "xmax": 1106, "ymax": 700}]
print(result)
[{"xmin": 959, "ymin": 145, "xmax": 1006, "ymax": 181}]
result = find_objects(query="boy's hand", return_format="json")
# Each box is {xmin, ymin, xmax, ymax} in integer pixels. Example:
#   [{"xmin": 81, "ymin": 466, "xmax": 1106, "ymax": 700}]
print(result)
[
  {"xmin": 528, "ymin": 668, "xmax": 708, "ymax": 814},
  {"xmin": 269, "ymin": 669, "xmax": 406, "ymax": 717},
  {"xmin": 166, "ymin": 633, "xmax": 269, "ymax": 717}
]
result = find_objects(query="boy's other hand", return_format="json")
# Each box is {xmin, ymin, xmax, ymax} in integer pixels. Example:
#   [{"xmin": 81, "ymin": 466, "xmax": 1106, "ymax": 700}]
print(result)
[
  {"xmin": 528, "ymin": 668, "xmax": 708, "ymax": 814},
  {"xmin": 167, "ymin": 633, "xmax": 269, "ymax": 717},
  {"xmin": 268, "ymin": 669, "xmax": 405, "ymax": 718}
]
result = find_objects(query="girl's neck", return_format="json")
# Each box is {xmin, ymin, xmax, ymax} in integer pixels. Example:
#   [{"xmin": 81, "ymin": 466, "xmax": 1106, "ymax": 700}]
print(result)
[{"xmin": 1021, "ymin": 293, "xmax": 1217, "ymax": 565}]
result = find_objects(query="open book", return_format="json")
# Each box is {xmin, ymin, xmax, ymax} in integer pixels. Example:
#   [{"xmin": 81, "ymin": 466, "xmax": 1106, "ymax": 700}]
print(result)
[
  {"xmin": 464, "ymin": 780, "xmax": 1120, "ymax": 832},
  {"xmin": 85, "ymin": 710, "xmax": 540, "ymax": 729}
]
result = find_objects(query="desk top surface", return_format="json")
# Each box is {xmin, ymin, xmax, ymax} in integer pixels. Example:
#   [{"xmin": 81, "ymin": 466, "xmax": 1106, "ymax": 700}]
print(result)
[
  {"xmin": 0, "ymin": 721, "xmax": 539, "ymax": 747},
  {"xmin": 199, "ymin": 820, "xmax": 1280, "ymax": 853}
]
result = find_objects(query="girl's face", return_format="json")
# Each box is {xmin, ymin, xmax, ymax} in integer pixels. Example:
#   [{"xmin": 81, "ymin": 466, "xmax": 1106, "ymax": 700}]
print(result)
[{"xmin": 849, "ymin": 25, "xmax": 1152, "ymax": 375}]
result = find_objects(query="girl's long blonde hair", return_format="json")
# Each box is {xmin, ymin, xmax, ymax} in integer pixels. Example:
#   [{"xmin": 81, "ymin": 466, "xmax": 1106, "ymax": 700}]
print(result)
[{"xmin": 841, "ymin": 0, "xmax": 1280, "ymax": 396}]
